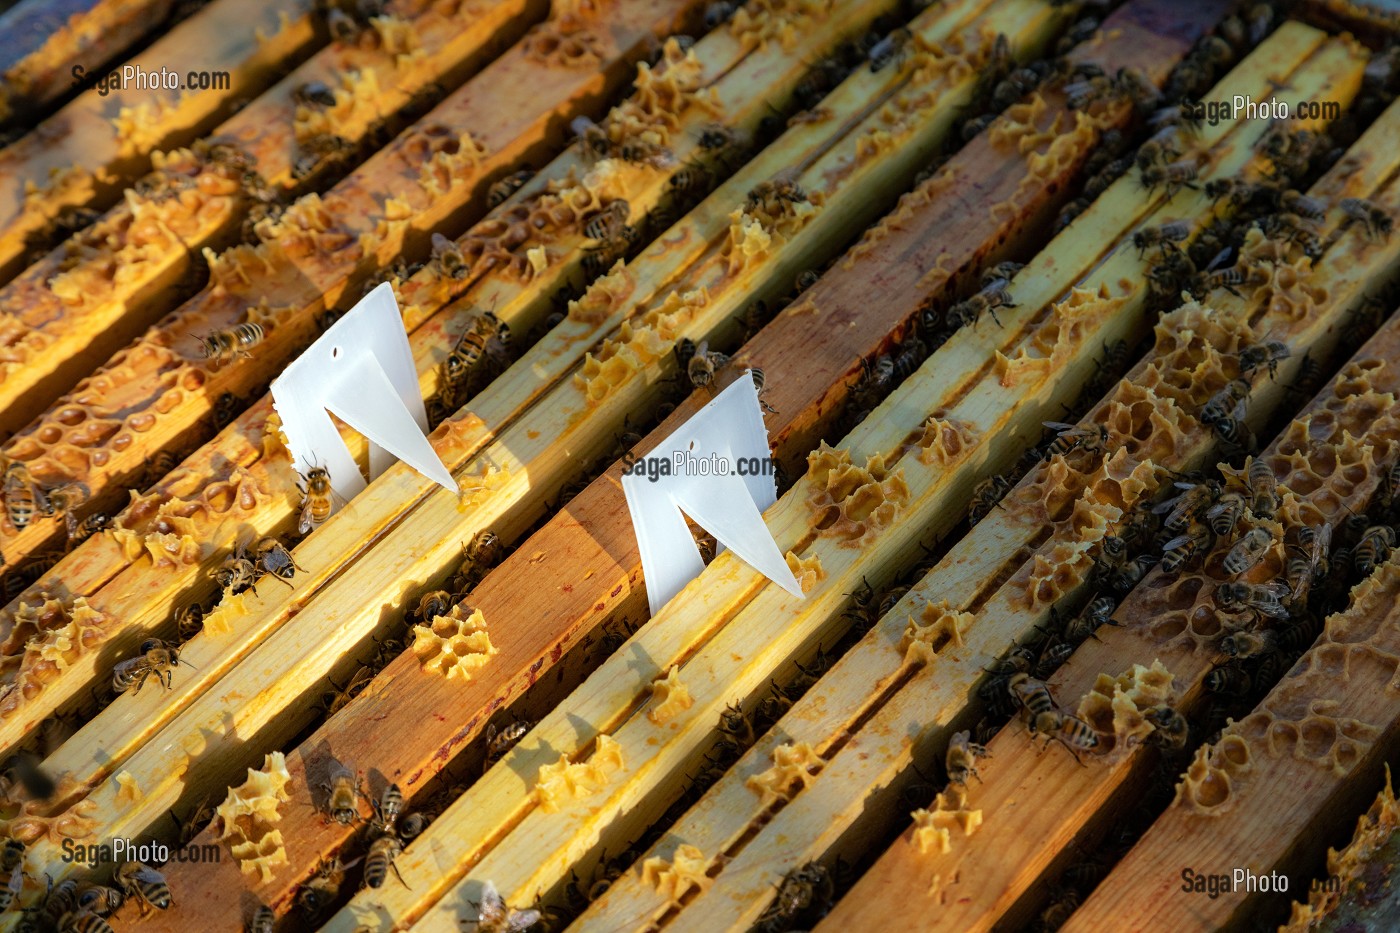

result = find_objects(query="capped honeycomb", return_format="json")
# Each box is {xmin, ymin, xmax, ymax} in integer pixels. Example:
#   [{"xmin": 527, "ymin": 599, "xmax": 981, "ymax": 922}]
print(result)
[
  {"xmin": 411, "ymin": 605, "xmax": 497, "ymax": 680},
  {"xmin": 535, "ymin": 734, "xmax": 625, "ymax": 813}
]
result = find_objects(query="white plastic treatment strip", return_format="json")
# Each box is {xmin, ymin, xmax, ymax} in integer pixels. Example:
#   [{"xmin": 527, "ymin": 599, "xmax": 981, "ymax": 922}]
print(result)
[{"xmin": 622, "ymin": 372, "xmax": 804, "ymax": 615}]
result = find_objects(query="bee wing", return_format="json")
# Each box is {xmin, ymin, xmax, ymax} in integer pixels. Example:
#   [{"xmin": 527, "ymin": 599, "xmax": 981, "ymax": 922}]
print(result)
[
  {"xmin": 430, "ymin": 232, "xmax": 453, "ymax": 255},
  {"xmin": 1314, "ymin": 521, "xmax": 1333, "ymax": 554},
  {"xmin": 134, "ymin": 866, "xmax": 166, "ymax": 884},
  {"xmin": 1257, "ymin": 602, "xmax": 1292, "ymax": 620},
  {"xmin": 1160, "ymin": 533, "xmax": 1195, "ymax": 551},
  {"xmin": 1041, "ymin": 421, "xmax": 1079, "ymax": 432},
  {"xmin": 1230, "ymin": 397, "xmax": 1248, "ymax": 420},
  {"xmin": 508, "ymin": 909, "xmax": 544, "ymax": 932},
  {"xmin": 1259, "ymin": 581, "xmax": 1291, "ymax": 598},
  {"xmin": 1204, "ymin": 499, "xmax": 1232, "ymax": 520}
]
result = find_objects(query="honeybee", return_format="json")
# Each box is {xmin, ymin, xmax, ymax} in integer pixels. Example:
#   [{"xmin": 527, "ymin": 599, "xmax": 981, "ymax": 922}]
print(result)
[
  {"xmin": 1220, "ymin": 627, "xmax": 1278, "ymax": 659},
  {"xmin": 465, "ymin": 529, "xmax": 503, "ymax": 576},
  {"xmin": 1196, "ymin": 263, "xmax": 1262, "ymax": 298},
  {"xmin": 1280, "ymin": 190, "xmax": 1326, "ymax": 220},
  {"xmin": 1141, "ymin": 160, "xmax": 1199, "ymax": 195},
  {"xmin": 1038, "ymin": 890, "xmax": 1083, "ymax": 929},
  {"xmin": 1144, "ymin": 705, "xmax": 1188, "ymax": 751},
  {"xmin": 756, "ymin": 862, "xmax": 833, "ymax": 930},
  {"xmin": 74, "ymin": 883, "xmax": 123, "ymax": 916},
  {"xmin": 430, "ymin": 232, "xmax": 468, "ymax": 280},
  {"xmin": 945, "ymin": 730, "xmax": 990, "ymax": 785},
  {"xmin": 445, "ymin": 311, "xmax": 511, "ymax": 388},
  {"xmin": 1131, "ymin": 220, "xmax": 1190, "ymax": 256},
  {"xmin": 718, "ymin": 702, "xmax": 756, "ymax": 748},
  {"xmin": 745, "ymin": 177, "xmax": 807, "ymax": 211},
  {"xmin": 298, "ymin": 465, "xmax": 338, "ymax": 534},
  {"xmin": 1205, "ymin": 491, "xmax": 1246, "ymax": 535},
  {"xmin": 41, "ymin": 481, "xmax": 89, "ymax": 534},
  {"xmin": 399, "ymin": 811, "xmax": 428, "ymax": 840},
  {"xmin": 1260, "ymin": 212, "xmax": 1323, "ymax": 257},
  {"xmin": 487, "ymin": 168, "xmax": 534, "ymax": 208},
  {"xmin": 362, "ymin": 832, "xmax": 405, "ymax": 889},
  {"xmin": 682, "ymin": 339, "xmax": 729, "ymax": 388},
  {"xmin": 3, "ymin": 460, "xmax": 45, "ymax": 531},
  {"xmin": 1204, "ymin": 662, "xmax": 1252, "ymax": 695},
  {"xmin": 319, "ymin": 666, "xmax": 373, "ymax": 716},
  {"xmin": 1201, "ymin": 378, "xmax": 1250, "ymax": 427},
  {"xmin": 584, "ymin": 200, "xmax": 630, "ymax": 242},
  {"xmin": 1205, "ymin": 177, "xmax": 1270, "ymax": 208},
  {"xmin": 1288, "ymin": 522, "xmax": 1331, "ymax": 605},
  {"xmin": 57, "ymin": 911, "xmax": 115, "ymax": 933},
  {"xmin": 485, "ymin": 721, "xmax": 532, "ymax": 771},
  {"xmin": 416, "ymin": 589, "xmax": 453, "ymax": 622},
  {"xmin": 1009, "ymin": 673, "xmax": 1061, "ymax": 735},
  {"xmin": 116, "ymin": 861, "xmax": 170, "ymax": 913},
  {"xmin": 1215, "ymin": 580, "xmax": 1290, "ymax": 620},
  {"xmin": 468, "ymin": 880, "xmax": 542, "ymax": 933},
  {"xmin": 1340, "ymin": 197, "xmax": 1393, "ymax": 240},
  {"xmin": 175, "ymin": 602, "xmax": 206, "ymax": 641},
  {"xmin": 0, "ymin": 846, "xmax": 21, "ymax": 912},
  {"xmin": 1064, "ymin": 595, "xmax": 1117, "ymax": 642},
  {"xmin": 1113, "ymin": 554, "xmax": 1158, "ymax": 593},
  {"xmin": 1212, "ymin": 415, "xmax": 1254, "ymax": 450},
  {"xmin": 1246, "ymin": 458, "xmax": 1278, "ymax": 519},
  {"xmin": 210, "ymin": 543, "xmax": 259, "ymax": 594},
  {"xmin": 1042, "ymin": 422, "xmax": 1109, "ymax": 459},
  {"xmin": 868, "ymin": 27, "xmax": 912, "ymax": 72},
  {"xmin": 697, "ymin": 124, "xmax": 738, "ymax": 151},
  {"xmin": 1223, "ymin": 526, "xmax": 1273, "ymax": 575},
  {"xmin": 254, "ymin": 536, "xmax": 302, "ymax": 587},
  {"xmin": 112, "ymin": 639, "xmax": 191, "ymax": 694},
  {"xmin": 373, "ymin": 783, "xmax": 403, "ymax": 831},
  {"xmin": 571, "ymin": 115, "xmax": 613, "ymax": 161},
  {"xmin": 298, "ymin": 856, "xmax": 351, "ymax": 918},
  {"xmin": 320, "ymin": 762, "xmax": 363, "ymax": 825},
  {"xmin": 1161, "ymin": 521, "xmax": 1213, "ymax": 573},
  {"xmin": 948, "ymin": 277, "xmax": 1016, "ymax": 329},
  {"xmin": 1093, "ymin": 535, "xmax": 1129, "ymax": 581},
  {"xmin": 968, "ymin": 475, "xmax": 1011, "ymax": 526},
  {"xmin": 199, "ymin": 322, "xmax": 265, "ymax": 365},
  {"xmin": 68, "ymin": 512, "xmax": 112, "ymax": 547},
  {"xmin": 1354, "ymin": 525, "xmax": 1396, "ymax": 575},
  {"xmin": 248, "ymin": 904, "xmax": 275, "ymax": 933},
  {"xmin": 1237, "ymin": 340, "xmax": 1290, "ymax": 379},
  {"xmin": 704, "ymin": 0, "xmax": 735, "ymax": 27},
  {"xmin": 1051, "ymin": 714, "xmax": 1099, "ymax": 764},
  {"xmin": 293, "ymin": 79, "xmax": 336, "ymax": 108}
]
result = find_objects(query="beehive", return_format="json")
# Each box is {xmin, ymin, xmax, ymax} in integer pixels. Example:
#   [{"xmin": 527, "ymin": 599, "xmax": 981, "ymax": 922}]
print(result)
[{"xmin": 2, "ymin": 0, "xmax": 1400, "ymax": 931}]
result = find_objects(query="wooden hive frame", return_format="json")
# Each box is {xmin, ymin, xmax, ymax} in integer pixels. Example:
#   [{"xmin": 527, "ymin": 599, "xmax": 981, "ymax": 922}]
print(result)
[
  {"xmin": 5, "ymin": 1, "xmax": 1400, "ymax": 931},
  {"xmin": 127, "ymin": 0, "xmax": 1208, "ymax": 921},
  {"xmin": 0, "ymin": 0, "xmax": 323, "ymax": 286},
  {"xmin": 0, "ymin": 0, "xmax": 903, "ymax": 767},
  {"xmin": 821, "ymin": 64, "xmax": 1400, "ymax": 933},
  {"xmin": 5, "ymin": 0, "xmax": 1064, "ymax": 913},
  {"xmin": 322, "ymin": 5, "xmax": 1304, "ymax": 929},
  {"xmin": 0, "ymin": 0, "xmax": 704, "ymax": 579},
  {"xmin": 0, "ymin": 0, "xmax": 548, "ymax": 438},
  {"xmin": 567, "ymin": 23, "xmax": 1373, "ymax": 933}
]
